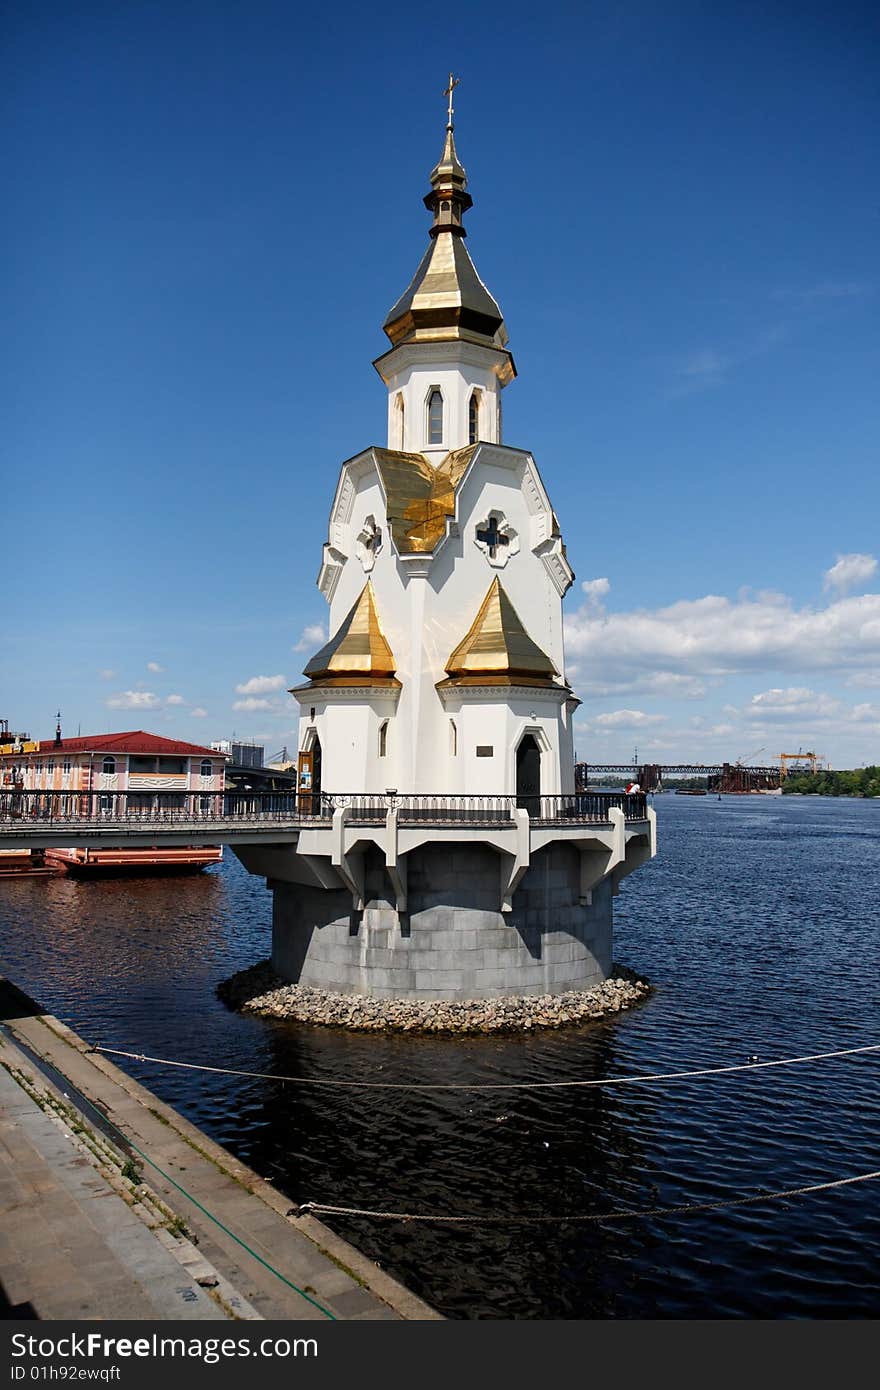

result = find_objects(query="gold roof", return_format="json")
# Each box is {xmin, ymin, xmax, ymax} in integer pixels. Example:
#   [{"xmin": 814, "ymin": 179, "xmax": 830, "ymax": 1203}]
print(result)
[
  {"xmin": 382, "ymin": 122, "xmax": 509, "ymax": 351},
  {"xmin": 300, "ymin": 582, "xmax": 397, "ymax": 684},
  {"xmin": 443, "ymin": 578, "xmax": 560, "ymax": 685},
  {"xmin": 383, "ymin": 235, "xmax": 508, "ymax": 349},
  {"xmin": 375, "ymin": 444, "xmax": 476, "ymax": 554}
]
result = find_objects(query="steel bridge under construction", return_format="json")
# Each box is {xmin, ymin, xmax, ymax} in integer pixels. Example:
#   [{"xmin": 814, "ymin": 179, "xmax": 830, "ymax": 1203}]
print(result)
[{"xmin": 576, "ymin": 762, "xmax": 783, "ymax": 793}]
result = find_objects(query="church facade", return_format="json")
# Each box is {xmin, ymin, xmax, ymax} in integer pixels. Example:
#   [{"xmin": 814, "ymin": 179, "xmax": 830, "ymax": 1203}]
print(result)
[{"xmin": 234, "ymin": 96, "xmax": 655, "ymax": 1000}]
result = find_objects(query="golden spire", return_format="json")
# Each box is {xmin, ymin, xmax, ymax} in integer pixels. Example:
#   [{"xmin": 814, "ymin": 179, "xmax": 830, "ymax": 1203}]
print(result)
[
  {"xmin": 443, "ymin": 578, "xmax": 559, "ymax": 685},
  {"xmin": 380, "ymin": 76, "xmax": 510, "ymax": 354},
  {"xmin": 300, "ymin": 582, "xmax": 397, "ymax": 684}
]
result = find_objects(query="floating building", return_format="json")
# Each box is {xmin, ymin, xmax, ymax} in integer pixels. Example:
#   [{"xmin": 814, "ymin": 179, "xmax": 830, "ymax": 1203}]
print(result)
[
  {"xmin": 0, "ymin": 730, "xmax": 225, "ymax": 874},
  {"xmin": 234, "ymin": 93, "xmax": 656, "ymax": 998}
]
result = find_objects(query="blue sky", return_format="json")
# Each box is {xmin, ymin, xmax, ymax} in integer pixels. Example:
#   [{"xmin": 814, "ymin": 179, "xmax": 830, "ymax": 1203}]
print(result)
[{"xmin": 3, "ymin": 0, "xmax": 878, "ymax": 767}]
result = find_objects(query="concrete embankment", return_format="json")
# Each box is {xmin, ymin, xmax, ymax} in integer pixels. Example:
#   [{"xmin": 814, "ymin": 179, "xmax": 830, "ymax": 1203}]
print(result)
[
  {"xmin": 219, "ymin": 961, "xmax": 652, "ymax": 1033},
  {"xmin": 0, "ymin": 977, "xmax": 439, "ymax": 1322}
]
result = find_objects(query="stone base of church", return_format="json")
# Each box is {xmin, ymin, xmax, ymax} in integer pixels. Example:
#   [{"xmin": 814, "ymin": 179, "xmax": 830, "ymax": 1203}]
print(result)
[{"xmin": 269, "ymin": 841, "xmax": 613, "ymax": 1000}]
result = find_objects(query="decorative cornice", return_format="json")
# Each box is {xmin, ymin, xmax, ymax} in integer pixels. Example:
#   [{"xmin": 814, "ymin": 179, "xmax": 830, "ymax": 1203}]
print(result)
[
  {"xmin": 435, "ymin": 681, "xmax": 571, "ymax": 706},
  {"xmin": 289, "ymin": 683, "xmax": 402, "ymax": 706}
]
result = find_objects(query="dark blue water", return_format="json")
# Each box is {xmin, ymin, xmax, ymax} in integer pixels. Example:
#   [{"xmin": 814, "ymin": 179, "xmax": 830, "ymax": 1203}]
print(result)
[{"xmin": 1, "ymin": 796, "xmax": 878, "ymax": 1317}]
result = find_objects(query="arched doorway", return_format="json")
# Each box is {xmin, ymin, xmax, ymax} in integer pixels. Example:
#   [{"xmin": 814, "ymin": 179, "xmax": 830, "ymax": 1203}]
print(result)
[
  {"xmin": 297, "ymin": 734, "xmax": 322, "ymax": 816},
  {"xmin": 311, "ymin": 738, "xmax": 322, "ymax": 811},
  {"xmin": 516, "ymin": 734, "xmax": 541, "ymax": 815}
]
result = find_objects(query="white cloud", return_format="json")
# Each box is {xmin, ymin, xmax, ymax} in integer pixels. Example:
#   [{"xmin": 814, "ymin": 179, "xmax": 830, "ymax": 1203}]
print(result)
[
  {"xmin": 166, "ymin": 694, "xmax": 185, "ymax": 706},
  {"xmin": 776, "ymin": 281, "xmax": 875, "ymax": 302},
  {"xmin": 822, "ymin": 553, "xmax": 877, "ymax": 595},
  {"xmin": 106, "ymin": 690, "xmax": 161, "ymax": 710},
  {"xmin": 232, "ymin": 697, "xmax": 273, "ymax": 712},
  {"xmin": 147, "ymin": 661, "xmax": 164, "ymax": 673},
  {"xmin": 581, "ymin": 577, "xmax": 610, "ymax": 602},
  {"xmin": 293, "ymin": 624, "xmax": 328, "ymax": 653},
  {"xmin": 593, "ymin": 709, "xmax": 668, "ymax": 729},
  {"xmin": 745, "ymin": 687, "xmax": 841, "ymax": 721},
  {"xmin": 851, "ymin": 703, "xmax": 880, "ymax": 723},
  {"xmin": 235, "ymin": 674, "xmax": 287, "ymax": 695},
  {"xmin": 98, "ymin": 669, "xmax": 116, "ymax": 680},
  {"xmin": 667, "ymin": 327, "xmax": 789, "ymax": 399},
  {"xmin": 576, "ymin": 671, "xmax": 708, "ymax": 700},
  {"xmin": 564, "ymin": 587, "xmax": 880, "ymax": 689},
  {"xmin": 681, "ymin": 348, "xmax": 726, "ymax": 382},
  {"xmin": 191, "ymin": 707, "xmax": 208, "ymax": 718}
]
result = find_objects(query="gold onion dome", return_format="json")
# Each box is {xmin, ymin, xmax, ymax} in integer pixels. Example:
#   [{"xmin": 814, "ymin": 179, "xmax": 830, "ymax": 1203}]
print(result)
[
  {"xmin": 298, "ymin": 583, "xmax": 399, "ymax": 687},
  {"xmin": 382, "ymin": 118, "xmax": 508, "ymax": 351},
  {"xmin": 443, "ymin": 578, "xmax": 560, "ymax": 687}
]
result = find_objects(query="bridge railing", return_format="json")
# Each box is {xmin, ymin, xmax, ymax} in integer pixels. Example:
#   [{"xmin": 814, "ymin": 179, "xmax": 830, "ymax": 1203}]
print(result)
[
  {"xmin": 532, "ymin": 792, "xmax": 648, "ymax": 823},
  {"xmin": 0, "ymin": 790, "xmax": 322, "ymax": 827},
  {"xmin": 0, "ymin": 789, "xmax": 648, "ymax": 830}
]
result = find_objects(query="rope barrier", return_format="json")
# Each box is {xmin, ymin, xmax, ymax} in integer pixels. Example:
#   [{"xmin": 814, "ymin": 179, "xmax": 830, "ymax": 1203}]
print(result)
[
  {"xmin": 294, "ymin": 1169, "xmax": 880, "ymax": 1225},
  {"xmin": 92, "ymin": 1041, "xmax": 880, "ymax": 1092}
]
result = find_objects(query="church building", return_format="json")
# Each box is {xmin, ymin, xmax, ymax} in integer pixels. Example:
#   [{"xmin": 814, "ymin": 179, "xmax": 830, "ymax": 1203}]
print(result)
[{"xmin": 234, "ymin": 84, "xmax": 655, "ymax": 999}]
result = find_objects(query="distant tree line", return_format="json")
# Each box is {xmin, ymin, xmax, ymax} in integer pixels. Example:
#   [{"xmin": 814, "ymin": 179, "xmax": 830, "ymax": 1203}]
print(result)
[{"xmin": 782, "ymin": 767, "xmax": 880, "ymax": 798}]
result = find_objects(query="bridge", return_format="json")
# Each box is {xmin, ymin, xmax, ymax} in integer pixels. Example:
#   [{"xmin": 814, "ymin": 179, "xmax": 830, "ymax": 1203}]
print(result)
[
  {"xmin": 0, "ymin": 789, "xmax": 649, "ymax": 851},
  {"xmin": 576, "ymin": 762, "xmax": 782, "ymax": 792}
]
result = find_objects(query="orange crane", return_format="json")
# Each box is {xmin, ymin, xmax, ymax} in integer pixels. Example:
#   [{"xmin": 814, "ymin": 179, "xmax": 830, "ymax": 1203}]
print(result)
[{"xmin": 779, "ymin": 749, "xmax": 826, "ymax": 778}]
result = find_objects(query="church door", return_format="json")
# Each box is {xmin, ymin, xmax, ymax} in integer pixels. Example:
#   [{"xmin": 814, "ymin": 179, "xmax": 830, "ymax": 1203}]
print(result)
[
  {"xmin": 311, "ymin": 738, "xmax": 322, "ymax": 813},
  {"xmin": 297, "ymin": 737, "xmax": 322, "ymax": 816},
  {"xmin": 516, "ymin": 735, "xmax": 541, "ymax": 815}
]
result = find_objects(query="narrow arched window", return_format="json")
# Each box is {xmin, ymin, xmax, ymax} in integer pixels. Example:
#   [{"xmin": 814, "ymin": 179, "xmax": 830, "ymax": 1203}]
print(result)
[
  {"xmin": 468, "ymin": 390, "xmax": 480, "ymax": 445},
  {"xmin": 378, "ymin": 721, "xmax": 388, "ymax": 758},
  {"xmin": 394, "ymin": 392, "xmax": 405, "ymax": 450},
  {"xmin": 200, "ymin": 759, "xmax": 212, "ymax": 778},
  {"xmin": 449, "ymin": 720, "xmax": 458, "ymax": 756},
  {"xmin": 102, "ymin": 757, "xmax": 115, "ymax": 775},
  {"xmin": 427, "ymin": 388, "xmax": 443, "ymax": 446}
]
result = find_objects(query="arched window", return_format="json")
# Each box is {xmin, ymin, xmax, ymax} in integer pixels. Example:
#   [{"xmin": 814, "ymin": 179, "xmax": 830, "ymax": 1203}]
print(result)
[
  {"xmin": 102, "ymin": 757, "xmax": 116, "ymax": 776},
  {"xmin": 468, "ymin": 390, "xmax": 481, "ymax": 445},
  {"xmin": 449, "ymin": 720, "xmax": 458, "ymax": 756},
  {"xmin": 427, "ymin": 388, "xmax": 443, "ymax": 446},
  {"xmin": 200, "ymin": 759, "xmax": 213, "ymax": 778},
  {"xmin": 378, "ymin": 721, "xmax": 388, "ymax": 758},
  {"xmin": 394, "ymin": 392, "xmax": 405, "ymax": 450}
]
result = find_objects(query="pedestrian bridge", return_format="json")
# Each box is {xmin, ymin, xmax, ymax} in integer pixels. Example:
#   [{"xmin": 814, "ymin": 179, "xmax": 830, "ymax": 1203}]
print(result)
[{"xmin": 0, "ymin": 789, "xmax": 649, "ymax": 851}]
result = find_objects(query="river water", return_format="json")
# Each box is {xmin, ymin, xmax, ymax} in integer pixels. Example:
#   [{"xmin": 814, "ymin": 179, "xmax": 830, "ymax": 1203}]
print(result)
[{"xmin": 1, "ymin": 795, "xmax": 878, "ymax": 1318}]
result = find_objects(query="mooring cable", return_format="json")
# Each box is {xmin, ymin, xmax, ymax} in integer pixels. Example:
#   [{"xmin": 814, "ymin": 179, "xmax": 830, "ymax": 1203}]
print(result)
[
  {"xmin": 92, "ymin": 1040, "xmax": 880, "ymax": 1092},
  {"xmin": 294, "ymin": 1169, "xmax": 880, "ymax": 1225}
]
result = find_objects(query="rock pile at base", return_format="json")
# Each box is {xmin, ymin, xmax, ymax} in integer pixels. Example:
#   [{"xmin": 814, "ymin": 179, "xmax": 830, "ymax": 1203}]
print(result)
[{"xmin": 217, "ymin": 961, "xmax": 652, "ymax": 1034}]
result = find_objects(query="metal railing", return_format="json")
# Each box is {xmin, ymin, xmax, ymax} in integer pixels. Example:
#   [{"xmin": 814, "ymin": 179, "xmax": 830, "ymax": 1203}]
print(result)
[{"xmin": 0, "ymin": 788, "xmax": 648, "ymax": 830}]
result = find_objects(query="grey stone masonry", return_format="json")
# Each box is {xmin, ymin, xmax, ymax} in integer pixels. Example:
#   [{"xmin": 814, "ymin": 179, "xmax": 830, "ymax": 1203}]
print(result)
[{"xmin": 271, "ymin": 842, "xmax": 612, "ymax": 1000}]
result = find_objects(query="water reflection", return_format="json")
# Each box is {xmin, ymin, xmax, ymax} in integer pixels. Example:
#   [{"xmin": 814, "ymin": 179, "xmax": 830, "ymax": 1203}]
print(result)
[{"xmin": 1, "ymin": 798, "xmax": 878, "ymax": 1316}]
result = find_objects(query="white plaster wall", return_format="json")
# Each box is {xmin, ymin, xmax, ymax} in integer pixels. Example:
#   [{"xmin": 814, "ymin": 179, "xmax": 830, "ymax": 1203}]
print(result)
[
  {"xmin": 300, "ymin": 440, "xmax": 576, "ymax": 798},
  {"xmin": 300, "ymin": 698, "xmax": 400, "ymax": 793},
  {"xmin": 384, "ymin": 357, "xmax": 501, "ymax": 458}
]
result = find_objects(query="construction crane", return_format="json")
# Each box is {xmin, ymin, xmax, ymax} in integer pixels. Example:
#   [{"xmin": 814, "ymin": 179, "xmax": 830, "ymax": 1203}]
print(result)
[
  {"xmin": 779, "ymin": 749, "xmax": 826, "ymax": 779},
  {"xmin": 735, "ymin": 746, "xmax": 765, "ymax": 767}
]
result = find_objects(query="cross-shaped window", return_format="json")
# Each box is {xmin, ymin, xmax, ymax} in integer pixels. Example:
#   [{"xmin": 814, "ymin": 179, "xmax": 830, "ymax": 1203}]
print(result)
[
  {"xmin": 364, "ymin": 524, "xmax": 382, "ymax": 552},
  {"xmin": 476, "ymin": 516, "xmax": 509, "ymax": 559}
]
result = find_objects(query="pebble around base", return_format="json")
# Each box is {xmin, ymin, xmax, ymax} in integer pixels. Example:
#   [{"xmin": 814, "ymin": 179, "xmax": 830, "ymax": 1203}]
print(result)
[{"xmin": 217, "ymin": 961, "xmax": 652, "ymax": 1034}]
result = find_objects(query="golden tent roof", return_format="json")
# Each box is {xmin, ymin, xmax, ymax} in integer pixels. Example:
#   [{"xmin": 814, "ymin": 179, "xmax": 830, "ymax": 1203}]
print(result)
[
  {"xmin": 296, "ymin": 582, "xmax": 399, "ymax": 688},
  {"xmin": 441, "ymin": 578, "xmax": 560, "ymax": 687}
]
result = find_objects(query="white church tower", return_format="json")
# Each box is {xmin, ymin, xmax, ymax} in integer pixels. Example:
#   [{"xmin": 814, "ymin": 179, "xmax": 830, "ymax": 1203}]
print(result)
[{"xmin": 237, "ymin": 82, "xmax": 655, "ymax": 999}]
